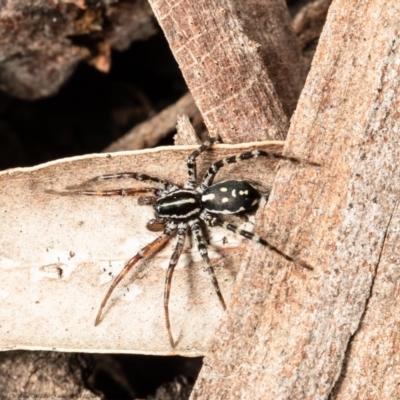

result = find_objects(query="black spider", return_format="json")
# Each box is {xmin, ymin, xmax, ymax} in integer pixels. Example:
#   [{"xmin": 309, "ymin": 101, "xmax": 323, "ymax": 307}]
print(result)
[{"xmin": 47, "ymin": 136, "xmax": 317, "ymax": 347}]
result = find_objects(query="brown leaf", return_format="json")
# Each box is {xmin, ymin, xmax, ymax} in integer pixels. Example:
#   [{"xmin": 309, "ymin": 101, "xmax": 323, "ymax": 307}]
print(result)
[{"xmin": 0, "ymin": 141, "xmax": 284, "ymax": 355}]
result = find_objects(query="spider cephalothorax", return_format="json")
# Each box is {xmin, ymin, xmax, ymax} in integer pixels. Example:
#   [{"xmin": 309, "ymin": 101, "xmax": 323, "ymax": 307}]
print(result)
[{"xmin": 47, "ymin": 136, "xmax": 318, "ymax": 347}]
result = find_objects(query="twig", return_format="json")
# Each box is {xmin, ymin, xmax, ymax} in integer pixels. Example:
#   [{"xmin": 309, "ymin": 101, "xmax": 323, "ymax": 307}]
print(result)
[{"xmin": 104, "ymin": 92, "xmax": 199, "ymax": 152}]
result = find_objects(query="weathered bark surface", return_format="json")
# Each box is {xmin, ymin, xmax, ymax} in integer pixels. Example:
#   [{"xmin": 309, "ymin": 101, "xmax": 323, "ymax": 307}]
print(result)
[
  {"xmin": 148, "ymin": 0, "xmax": 305, "ymax": 143},
  {"xmin": 0, "ymin": 0, "xmax": 156, "ymax": 99},
  {"xmin": 174, "ymin": 114, "xmax": 202, "ymax": 146},
  {"xmin": 331, "ymin": 203, "xmax": 400, "ymax": 399},
  {"xmin": 192, "ymin": 1, "xmax": 400, "ymax": 399},
  {"xmin": 292, "ymin": 0, "xmax": 333, "ymax": 73},
  {"xmin": 0, "ymin": 351, "xmax": 98, "ymax": 399}
]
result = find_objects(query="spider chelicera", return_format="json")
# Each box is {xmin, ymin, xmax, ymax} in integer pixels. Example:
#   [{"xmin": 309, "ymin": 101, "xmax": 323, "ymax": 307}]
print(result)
[{"xmin": 47, "ymin": 135, "xmax": 317, "ymax": 347}]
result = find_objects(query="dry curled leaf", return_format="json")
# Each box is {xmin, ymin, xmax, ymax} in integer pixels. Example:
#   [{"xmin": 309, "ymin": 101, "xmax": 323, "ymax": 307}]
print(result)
[{"xmin": 0, "ymin": 141, "xmax": 284, "ymax": 355}]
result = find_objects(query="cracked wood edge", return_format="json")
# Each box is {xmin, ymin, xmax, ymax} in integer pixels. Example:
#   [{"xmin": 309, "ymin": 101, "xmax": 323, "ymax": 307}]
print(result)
[
  {"xmin": 148, "ymin": 0, "xmax": 305, "ymax": 143},
  {"xmin": 192, "ymin": 1, "xmax": 400, "ymax": 399}
]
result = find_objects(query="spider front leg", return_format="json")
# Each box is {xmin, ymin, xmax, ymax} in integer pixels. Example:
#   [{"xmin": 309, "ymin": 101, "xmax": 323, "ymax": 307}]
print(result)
[
  {"xmin": 45, "ymin": 171, "xmax": 178, "ymax": 197},
  {"xmin": 46, "ymin": 187, "xmax": 161, "ymax": 197},
  {"xmin": 200, "ymin": 150, "xmax": 320, "ymax": 191},
  {"xmin": 185, "ymin": 135, "xmax": 222, "ymax": 189},
  {"xmin": 164, "ymin": 223, "xmax": 187, "ymax": 347},
  {"xmin": 188, "ymin": 219, "xmax": 227, "ymax": 310},
  {"xmin": 66, "ymin": 172, "xmax": 177, "ymax": 191},
  {"xmin": 203, "ymin": 213, "xmax": 313, "ymax": 271},
  {"xmin": 94, "ymin": 222, "xmax": 177, "ymax": 326}
]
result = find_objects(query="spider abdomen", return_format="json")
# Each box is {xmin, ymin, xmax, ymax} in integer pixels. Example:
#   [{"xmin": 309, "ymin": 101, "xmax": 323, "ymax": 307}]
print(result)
[
  {"xmin": 153, "ymin": 189, "xmax": 202, "ymax": 221},
  {"xmin": 201, "ymin": 180, "xmax": 260, "ymax": 215}
]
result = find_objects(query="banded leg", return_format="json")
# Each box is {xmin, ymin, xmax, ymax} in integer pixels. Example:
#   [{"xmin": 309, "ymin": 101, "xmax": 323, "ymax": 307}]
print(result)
[
  {"xmin": 189, "ymin": 219, "xmax": 227, "ymax": 310},
  {"xmin": 200, "ymin": 150, "xmax": 320, "ymax": 191},
  {"xmin": 164, "ymin": 223, "xmax": 187, "ymax": 347},
  {"xmin": 46, "ymin": 187, "xmax": 160, "ymax": 197},
  {"xmin": 94, "ymin": 222, "xmax": 176, "ymax": 326},
  {"xmin": 66, "ymin": 172, "xmax": 177, "ymax": 191},
  {"xmin": 203, "ymin": 214, "xmax": 313, "ymax": 271},
  {"xmin": 185, "ymin": 135, "xmax": 222, "ymax": 189}
]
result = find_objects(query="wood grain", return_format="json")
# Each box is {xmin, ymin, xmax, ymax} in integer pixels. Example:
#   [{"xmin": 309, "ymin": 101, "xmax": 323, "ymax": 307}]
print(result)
[
  {"xmin": 148, "ymin": 0, "xmax": 305, "ymax": 142},
  {"xmin": 192, "ymin": 0, "xmax": 400, "ymax": 398}
]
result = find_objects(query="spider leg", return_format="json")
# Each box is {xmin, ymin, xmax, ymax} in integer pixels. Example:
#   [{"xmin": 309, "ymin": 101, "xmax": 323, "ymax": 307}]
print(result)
[
  {"xmin": 188, "ymin": 219, "xmax": 227, "ymax": 310},
  {"xmin": 199, "ymin": 150, "xmax": 320, "ymax": 191},
  {"xmin": 203, "ymin": 214, "xmax": 313, "ymax": 271},
  {"xmin": 65, "ymin": 172, "xmax": 177, "ymax": 191},
  {"xmin": 185, "ymin": 135, "xmax": 222, "ymax": 189},
  {"xmin": 46, "ymin": 187, "xmax": 160, "ymax": 197},
  {"xmin": 138, "ymin": 196, "xmax": 159, "ymax": 206},
  {"xmin": 164, "ymin": 222, "xmax": 187, "ymax": 347},
  {"xmin": 94, "ymin": 222, "xmax": 177, "ymax": 326}
]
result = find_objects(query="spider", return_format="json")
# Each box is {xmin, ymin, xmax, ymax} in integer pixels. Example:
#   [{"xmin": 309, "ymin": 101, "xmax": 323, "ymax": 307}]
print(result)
[{"xmin": 47, "ymin": 136, "xmax": 318, "ymax": 347}]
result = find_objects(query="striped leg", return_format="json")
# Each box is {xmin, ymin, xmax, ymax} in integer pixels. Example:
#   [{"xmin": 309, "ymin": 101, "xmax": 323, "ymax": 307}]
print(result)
[
  {"xmin": 185, "ymin": 135, "xmax": 222, "ymax": 189},
  {"xmin": 202, "ymin": 214, "xmax": 313, "ymax": 270},
  {"xmin": 94, "ymin": 222, "xmax": 177, "ymax": 326},
  {"xmin": 189, "ymin": 219, "xmax": 227, "ymax": 310},
  {"xmin": 46, "ymin": 187, "xmax": 160, "ymax": 197},
  {"xmin": 66, "ymin": 172, "xmax": 177, "ymax": 191},
  {"xmin": 164, "ymin": 223, "xmax": 187, "ymax": 347},
  {"xmin": 200, "ymin": 150, "xmax": 320, "ymax": 191}
]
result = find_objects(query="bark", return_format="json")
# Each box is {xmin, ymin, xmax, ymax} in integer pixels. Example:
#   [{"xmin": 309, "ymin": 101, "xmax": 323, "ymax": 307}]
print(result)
[
  {"xmin": 192, "ymin": 0, "xmax": 400, "ymax": 399},
  {"xmin": 174, "ymin": 114, "xmax": 202, "ymax": 146},
  {"xmin": 0, "ymin": 0, "xmax": 156, "ymax": 99},
  {"xmin": 0, "ymin": 351, "xmax": 98, "ymax": 399},
  {"xmin": 292, "ymin": 0, "xmax": 332, "ymax": 48},
  {"xmin": 148, "ymin": 0, "xmax": 305, "ymax": 143},
  {"xmin": 292, "ymin": 0, "xmax": 333, "ymax": 73}
]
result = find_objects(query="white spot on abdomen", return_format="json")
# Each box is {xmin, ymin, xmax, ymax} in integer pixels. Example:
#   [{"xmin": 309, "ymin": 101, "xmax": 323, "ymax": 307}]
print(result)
[{"xmin": 202, "ymin": 193, "xmax": 215, "ymax": 201}]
